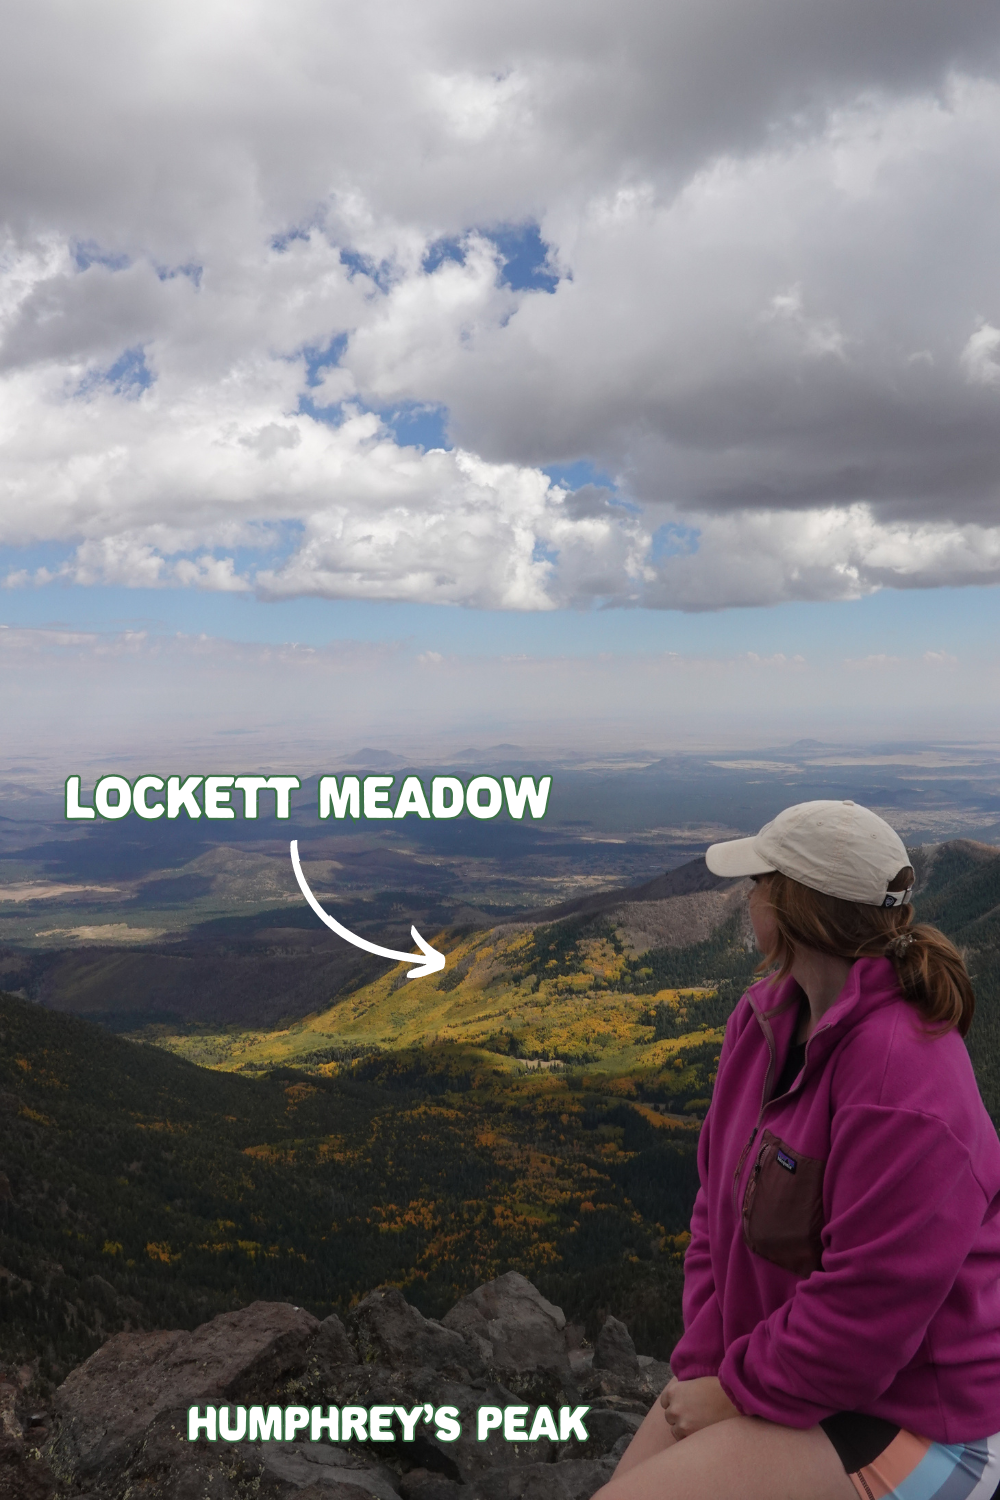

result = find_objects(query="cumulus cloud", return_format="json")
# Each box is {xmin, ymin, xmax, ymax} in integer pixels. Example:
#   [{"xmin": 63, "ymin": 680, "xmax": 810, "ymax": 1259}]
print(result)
[
  {"xmin": 2, "ymin": 0, "xmax": 1000, "ymax": 610},
  {"xmin": 961, "ymin": 323, "xmax": 1000, "ymax": 387},
  {"xmin": 644, "ymin": 506, "xmax": 1000, "ymax": 609}
]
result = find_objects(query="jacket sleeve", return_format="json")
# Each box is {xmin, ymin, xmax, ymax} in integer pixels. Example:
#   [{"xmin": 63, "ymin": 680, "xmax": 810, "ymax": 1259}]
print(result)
[
  {"xmin": 670, "ymin": 1184, "xmax": 725, "ymax": 1377},
  {"xmin": 669, "ymin": 1095, "xmax": 725, "ymax": 1377},
  {"xmin": 718, "ymin": 1103, "xmax": 989, "ymax": 1425}
]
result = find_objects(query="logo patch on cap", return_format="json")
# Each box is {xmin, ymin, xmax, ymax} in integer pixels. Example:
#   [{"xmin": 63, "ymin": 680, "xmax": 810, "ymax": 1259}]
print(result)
[{"xmin": 882, "ymin": 888, "xmax": 913, "ymax": 908}]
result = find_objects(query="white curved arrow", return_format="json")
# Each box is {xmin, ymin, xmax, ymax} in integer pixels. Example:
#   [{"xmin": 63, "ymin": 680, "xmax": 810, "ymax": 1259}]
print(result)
[{"xmin": 289, "ymin": 840, "xmax": 446, "ymax": 979}]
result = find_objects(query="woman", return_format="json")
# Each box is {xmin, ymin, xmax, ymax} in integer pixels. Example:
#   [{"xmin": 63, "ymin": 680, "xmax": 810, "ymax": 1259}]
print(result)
[{"xmin": 597, "ymin": 799, "xmax": 1000, "ymax": 1500}]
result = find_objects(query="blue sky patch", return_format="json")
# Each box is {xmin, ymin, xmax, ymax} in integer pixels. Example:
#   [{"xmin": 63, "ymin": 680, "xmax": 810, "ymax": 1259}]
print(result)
[
  {"xmin": 532, "ymin": 538, "xmax": 559, "ymax": 565},
  {"xmin": 490, "ymin": 224, "xmax": 558, "ymax": 293},
  {"xmin": 339, "ymin": 247, "xmax": 394, "ymax": 292},
  {"xmin": 76, "ymin": 346, "xmax": 154, "ymax": 400},
  {"xmin": 302, "ymin": 334, "xmax": 349, "ymax": 387},
  {"xmin": 423, "ymin": 238, "xmax": 466, "ymax": 275},
  {"xmin": 544, "ymin": 460, "xmax": 617, "ymax": 492},
  {"xmin": 105, "ymin": 347, "xmax": 154, "ymax": 397},
  {"xmin": 156, "ymin": 262, "xmax": 203, "ymax": 287},
  {"xmin": 245, "ymin": 520, "xmax": 305, "ymax": 568},
  {"xmin": 270, "ymin": 227, "xmax": 313, "ymax": 253},
  {"xmin": 297, "ymin": 393, "xmax": 347, "ymax": 423},
  {"xmin": 0, "ymin": 541, "xmax": 75, "ymax": 585},
  {"xmin": 651, "ymin": 523, "xmax": 701, "ymax": 560},
  {"xmin": 215, "ymin": 530, "xmax": 303, "ymax": 579},
  {"xmin": 380, "ymin": 403, "xmax": 450, "ymax": 451},
  {"xmin": 296, "ymin": 391, "xmax": 450, "ymax": 449},
  {"xmin": 295, "ymin": 335, "xmax": 351, "ymax": 421},
  {"xmin": 423, "ymin": 224, "xmax": 558, "ymax": 293},
  {"xmin": 72, "ymin": 242, "xmax": 130, "ymax": 273}
]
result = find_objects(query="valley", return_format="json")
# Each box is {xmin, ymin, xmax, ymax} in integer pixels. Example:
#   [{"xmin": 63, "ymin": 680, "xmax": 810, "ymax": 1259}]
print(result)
[{"xmin": 5, "ymin": 744, "xmax": 1000, "ymax": 1396}]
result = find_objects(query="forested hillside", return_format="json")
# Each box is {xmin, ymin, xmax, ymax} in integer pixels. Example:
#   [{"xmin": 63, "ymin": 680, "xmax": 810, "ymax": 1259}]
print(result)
[
  {"xmin": 0, "ymin": 993, "xmax": 699, "ymax": 1387},
  {"xmin": 911, "ymin": 840, "xmax": 1000, "ymax": 1117},
  {"xmin": 4, "ymin": 838, "xmax": 1000, "ymax": 1393}
]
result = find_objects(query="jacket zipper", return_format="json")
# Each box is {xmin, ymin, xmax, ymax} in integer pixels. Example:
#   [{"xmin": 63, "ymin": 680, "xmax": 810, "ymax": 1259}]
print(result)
[
  {"xmin": 731, "ymin": 1125, "xmax": 759, "ymax": 1214},
  {"xmin": 741, "ymin": 1138, "xmax": 769, "ymax": 1235},
  {"xmin": 730, "ymin": 1006, "xmax": 832, "ymax": 1215}
]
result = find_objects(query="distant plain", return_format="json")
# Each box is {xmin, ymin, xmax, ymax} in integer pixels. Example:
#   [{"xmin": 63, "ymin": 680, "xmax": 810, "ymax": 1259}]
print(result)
[{"xmin": 4, "ymin": 738, "xmax": 1000, "ymax": 1029}]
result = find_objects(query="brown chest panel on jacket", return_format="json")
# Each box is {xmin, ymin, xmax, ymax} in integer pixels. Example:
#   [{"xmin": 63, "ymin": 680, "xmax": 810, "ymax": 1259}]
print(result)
[{"xmin": 742, "ymin": 1127, "xmax": 826, "ymax": 1277}]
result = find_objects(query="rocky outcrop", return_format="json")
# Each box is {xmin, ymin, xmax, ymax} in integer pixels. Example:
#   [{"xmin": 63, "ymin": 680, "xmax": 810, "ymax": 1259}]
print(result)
[
  {"xmin": 591, "ymin": 1319, "xmax": 639, "ymax": 1382},
  {"xmin": 441, "ymin": 1274, "xmax": 569, "ymax": 1381},
  {"xmin": 29, "ymin": 1277, "xmax": 671, "ymax": 1500},
  {"xmin": 349, "ymin": 1290, "xmax": 479, "ymax": 1377},
  {"xmin": 50, "ymin": 1301, "xmax": 321, "ymax": 1474},
  {"xmin": 0, "ymin": 1372, "xmax": 58, "ymax": 1500}
]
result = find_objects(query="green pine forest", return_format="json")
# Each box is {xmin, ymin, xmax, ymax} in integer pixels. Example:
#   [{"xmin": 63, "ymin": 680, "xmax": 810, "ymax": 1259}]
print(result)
[{"xmin": 2, "ymin": 839, "xmax": 999, "ymax": 1391}]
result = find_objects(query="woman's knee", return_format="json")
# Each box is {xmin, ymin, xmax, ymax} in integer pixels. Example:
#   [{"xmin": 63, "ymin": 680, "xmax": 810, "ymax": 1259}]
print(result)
[{"xmin": 594, "ymin": 1415, "xmax": 855, "ymax": 1500}]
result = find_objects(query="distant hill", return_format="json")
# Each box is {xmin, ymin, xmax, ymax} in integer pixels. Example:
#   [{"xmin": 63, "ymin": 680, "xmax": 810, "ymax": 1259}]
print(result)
[
  {"xmin": 146, "ymin": 841, "xmax": 1000, "ymax": 1129},
  {"xmin": 517, "ymin": 856, "xmax": 737, "ymax": 923},
  {"xmin": 145, "ymin": 855, "xmax": 750, "ymax": 1082},
  {"xmin": 0, "ymin": 853, "xmax": 748, "ymax": 1031}
]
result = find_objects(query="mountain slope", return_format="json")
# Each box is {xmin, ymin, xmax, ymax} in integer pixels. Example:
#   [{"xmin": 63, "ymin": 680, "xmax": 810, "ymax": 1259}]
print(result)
[
  {"xmin": 911, "ymin": 840, "xmax": 1000, "ymax": 1116},
  {"xmin": 0, "ymin": 990, "xmax": 701, "ymax": 1384},
  {"xmin": 137, "ymin": 856, "xmax": 749, "ymax": 1069},
  {"xmin": 8, "ymin": 838, "xmax": 1000, "ymax": 1386},
  {"xmin": 147, "ymin": 842, "xmax": 1000, "ymax": 1127}
]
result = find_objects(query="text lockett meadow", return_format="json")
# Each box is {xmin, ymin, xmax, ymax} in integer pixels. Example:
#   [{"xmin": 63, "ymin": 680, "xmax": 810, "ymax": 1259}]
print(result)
[{"xmin": 65, "ymin": 774, "xmax": 552, "ymax": 821}]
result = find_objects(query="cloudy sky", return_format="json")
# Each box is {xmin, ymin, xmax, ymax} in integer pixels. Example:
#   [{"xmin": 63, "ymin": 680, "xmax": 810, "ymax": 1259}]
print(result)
[{"xmin": 3, "ymin": 0, "xmax": 1000, "ymax": 763}]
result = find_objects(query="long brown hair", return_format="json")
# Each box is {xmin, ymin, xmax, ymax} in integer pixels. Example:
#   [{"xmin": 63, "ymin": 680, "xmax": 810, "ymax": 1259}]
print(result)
[{"xmin": 756, "ymin": 868, "xmax": 975, "ymax": 1037}]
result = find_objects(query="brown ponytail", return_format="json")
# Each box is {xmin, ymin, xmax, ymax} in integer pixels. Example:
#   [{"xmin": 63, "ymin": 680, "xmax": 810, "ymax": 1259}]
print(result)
[{"xmin": 756, "ymin": 869, "xmax": 975, "ymax": 1036}]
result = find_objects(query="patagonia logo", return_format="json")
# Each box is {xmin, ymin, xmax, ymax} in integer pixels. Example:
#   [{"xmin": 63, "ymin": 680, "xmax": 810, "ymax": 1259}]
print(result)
[{"xmin": 776, "ymin": 1150, "xmax": 797, "ymax": 1173}]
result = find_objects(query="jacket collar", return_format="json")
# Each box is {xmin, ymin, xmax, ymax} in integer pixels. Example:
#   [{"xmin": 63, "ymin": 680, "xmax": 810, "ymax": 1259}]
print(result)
[{"xmin": 746, "ymin": 956, "xmax": 902, "ymax": 1073}]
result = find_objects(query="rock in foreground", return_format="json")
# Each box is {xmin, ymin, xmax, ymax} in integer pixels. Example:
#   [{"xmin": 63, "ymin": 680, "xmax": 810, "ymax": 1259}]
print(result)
[{"xmin": 27, "ymin": 1277, "xmax": 672, "ymax": 1500}]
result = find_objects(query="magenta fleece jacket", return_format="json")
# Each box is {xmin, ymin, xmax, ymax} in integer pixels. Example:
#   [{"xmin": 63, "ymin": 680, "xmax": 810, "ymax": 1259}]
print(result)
[{"xmin": 669, "ymin": 957, "xmax": 1000, "ymax": 1441}]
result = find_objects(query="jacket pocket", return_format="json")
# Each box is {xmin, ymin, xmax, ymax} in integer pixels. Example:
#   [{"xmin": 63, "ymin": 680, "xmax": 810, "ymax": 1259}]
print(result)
[{"xmin": 742, "ymin": 1128, "xmax": 826, "ymax": 1276}]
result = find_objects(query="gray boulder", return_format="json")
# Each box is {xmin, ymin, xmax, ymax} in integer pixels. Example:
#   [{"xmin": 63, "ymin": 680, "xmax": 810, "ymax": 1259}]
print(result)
[
  {"xmin": 54, "ymin": 1405, "xmax": 266, "ymax": 1500},
  {"xmin": 400, "ymin": 1470, "xmax": 464, "ymax": 1500},
  {"xmin": 316, "ymin": 1314, "xmax": 360, "ymax": 1366},
  {"xmin": 441, "ymin": 1274, "xmax": 569, "ymax": 1378},
  {"xmin": 556, "ymin": 1407, "xmax": 642, "ymax": 1464},
  {"xmin": 0, "ymin": 1373, "xmax": 57, "ymax": 1500},
  {"xmin": 348, "ymin": 1289, "xmax": 480, "ymax": 1376},
  {"xmin": 466, "ymin": 1459, "xmax": 615, "ymax": 1500},
  {"xmin": 49, "ymin": 1301, "xmax": 319, "ymax": 1473},
  {"xmin": 294, "ymin": 1488, "xmax": 392, "ymax": 1500},
  {"xmin": 282, "ymin": 1362, "xmax": 550, "ymax": 1484},
  {"xmin": 250, "ymin": 1442, "xmax": 400, "ymax": 1498},
  {"xmin": 544, "ymin": 1460, "xmax": 618, "ymax": 1500},
  {"xmin": 592, "ymin": 1318, "xmax": 640, "ymax": 1380}
]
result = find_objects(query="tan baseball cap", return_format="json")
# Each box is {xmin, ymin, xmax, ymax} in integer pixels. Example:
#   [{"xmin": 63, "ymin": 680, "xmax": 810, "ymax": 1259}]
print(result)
[{"xmin": 705, "ymin": 800, "xmax": 912, "ymax": 907}]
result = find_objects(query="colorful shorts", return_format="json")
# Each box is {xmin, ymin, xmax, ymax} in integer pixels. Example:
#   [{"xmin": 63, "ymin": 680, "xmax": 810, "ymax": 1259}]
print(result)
[{"xmin": 819, "ymin": 1413, "xmax": 1000, "ymax": 1500}]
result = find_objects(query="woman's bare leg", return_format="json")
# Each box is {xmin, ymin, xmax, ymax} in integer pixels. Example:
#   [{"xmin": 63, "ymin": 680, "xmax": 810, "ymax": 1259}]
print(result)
[
  {"xmin": 612, "ymin": 1391, "xmax": 678, "ymax": 1479},
  {"xmin": 597, "ymin": 1413, "xmax": 857, "ymax": 1500}
]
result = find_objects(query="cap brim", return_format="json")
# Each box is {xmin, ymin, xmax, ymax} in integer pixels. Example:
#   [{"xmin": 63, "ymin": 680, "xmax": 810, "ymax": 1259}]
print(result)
[{"xmin": 706, "ymin": 837, "xmax": 776, "ymax": 878}]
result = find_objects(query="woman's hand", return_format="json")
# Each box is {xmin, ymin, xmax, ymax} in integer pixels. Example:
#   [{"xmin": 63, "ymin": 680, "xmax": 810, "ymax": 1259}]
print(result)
[{"xmin": 659, "ymin": 1376, "xmax": 740, "ymax": 1440}]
